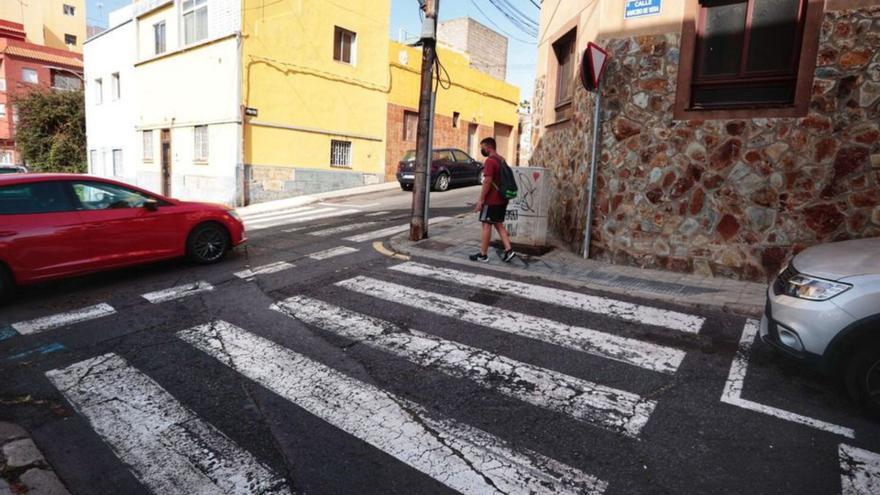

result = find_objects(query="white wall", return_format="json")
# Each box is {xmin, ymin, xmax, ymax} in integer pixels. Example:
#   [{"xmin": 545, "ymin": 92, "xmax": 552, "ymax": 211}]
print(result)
[
  {"xmin": 86, "ymin": 0, "xmax": 242, "ymax": 205},
  {"xmin": 84, "ymin": 11, "xmax": 139, "ymax": 188}
]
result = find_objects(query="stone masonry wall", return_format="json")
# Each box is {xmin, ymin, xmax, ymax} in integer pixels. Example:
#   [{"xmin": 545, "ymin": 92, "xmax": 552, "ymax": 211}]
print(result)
[{"xmin": 531, "ymin": 6, "xmax": 880, "ymax": 281}]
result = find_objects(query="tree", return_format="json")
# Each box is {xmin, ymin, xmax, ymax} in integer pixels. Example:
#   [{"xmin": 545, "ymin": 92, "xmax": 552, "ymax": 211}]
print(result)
[{"xmin": 13, "ymin": 88, "xmax": 86, "ymax": 173}]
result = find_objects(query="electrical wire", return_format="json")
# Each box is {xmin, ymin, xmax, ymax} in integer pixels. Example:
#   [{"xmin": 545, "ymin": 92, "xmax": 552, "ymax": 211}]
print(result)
[
  {"xmin": 468, "ymin": 0, "xmax": 536, "ymax": 44},
  {"xmin": 487, "ymin": 0, "xmax": 538, "ymax": 37},
  {"xmin": 529, "ymin": 0, "xmax": 541, "ymax": 9},
  {"xmin": 497, "ymin": 0, "xmax": 539, "ymax": 30}
]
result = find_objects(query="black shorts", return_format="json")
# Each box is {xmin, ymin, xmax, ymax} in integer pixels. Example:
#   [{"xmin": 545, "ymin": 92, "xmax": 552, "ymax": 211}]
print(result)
[{"xmin": 479, "ymin": 204, "xmax": 507, "ymax": 224}]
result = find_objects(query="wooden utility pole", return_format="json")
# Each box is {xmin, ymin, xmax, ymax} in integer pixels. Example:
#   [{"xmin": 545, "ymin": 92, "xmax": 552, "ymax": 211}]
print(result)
[{"xmin": 409, "ymin": 0, "xmax": 439, "ymax": 241}]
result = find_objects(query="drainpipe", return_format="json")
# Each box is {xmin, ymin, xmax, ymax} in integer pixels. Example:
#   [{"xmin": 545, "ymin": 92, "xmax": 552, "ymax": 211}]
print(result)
[{"xmin": 235, "ymin": 30, "xmax": 246, "ymax": 207}]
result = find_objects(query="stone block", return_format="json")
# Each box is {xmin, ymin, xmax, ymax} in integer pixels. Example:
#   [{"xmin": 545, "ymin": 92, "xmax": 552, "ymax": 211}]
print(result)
[
  {"xmin": 20, "ymin": 468, "xmax": 70, "ymax": 495},
  {"xmin": 0, "ymin": 423, "xmax": 27, "ymax": 443},
  {"xmin": 2, "ymin": 438, "xmax": 44, "ymax": 467}
]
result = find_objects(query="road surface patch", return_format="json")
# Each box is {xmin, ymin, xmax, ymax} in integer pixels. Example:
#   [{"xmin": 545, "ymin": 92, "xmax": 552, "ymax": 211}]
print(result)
[
  {"xmin": 234, "ymin": 261, "xmax": 294, "ymax": 280},
  {"xmin": 840, "ymin": 443, "xmax": 880, "ymax": 495}
]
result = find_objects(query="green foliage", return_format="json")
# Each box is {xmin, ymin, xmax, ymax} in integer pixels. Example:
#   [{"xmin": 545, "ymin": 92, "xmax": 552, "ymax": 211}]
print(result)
[{"xmin": 12, "ymin": 88, "xmax": 86, "ymax": 173}]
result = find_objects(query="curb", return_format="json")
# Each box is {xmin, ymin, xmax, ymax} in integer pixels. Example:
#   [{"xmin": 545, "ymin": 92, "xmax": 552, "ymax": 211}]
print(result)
[
  {"xmin": 0, "ymin": 422, "xmax": 70, "ymax": 495},
  {"xmin": 387, "ymin": 229, "xmax": 763, "ymax": 318},
  {"xmin": 235, "ymin": 182, "xmax": 399, "ymax": 216}
]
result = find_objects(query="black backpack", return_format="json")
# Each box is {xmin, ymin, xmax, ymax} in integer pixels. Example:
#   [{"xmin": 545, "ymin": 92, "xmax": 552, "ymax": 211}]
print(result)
[{"xmin": 494, "ymin": 159, "xmax": 518, "ymax": 200}]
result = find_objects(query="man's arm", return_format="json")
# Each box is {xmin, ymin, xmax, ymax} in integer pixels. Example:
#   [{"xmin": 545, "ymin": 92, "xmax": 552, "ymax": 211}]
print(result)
[{"xmin": 474, "ymin": 177, "xmax": 493, "ymax": 212}]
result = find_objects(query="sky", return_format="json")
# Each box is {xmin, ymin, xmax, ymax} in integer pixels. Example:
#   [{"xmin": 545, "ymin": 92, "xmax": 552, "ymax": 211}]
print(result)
[{"xmin": 85, "ymin": 0, "xmax": 539, "ymax": 101}]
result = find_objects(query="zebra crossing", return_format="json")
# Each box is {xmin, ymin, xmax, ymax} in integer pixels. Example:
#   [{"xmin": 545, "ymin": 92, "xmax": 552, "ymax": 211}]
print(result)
[
  {"xmin": 8, "ymin": 237, "xmax": 875, "ymax": 493},
  {"xmin": 34, "ymin": 259, "xmax": 715, "ymax": 494},
  {"xmin": 241, "ymin": 206, "xmax": 362, "ymax": 231}
]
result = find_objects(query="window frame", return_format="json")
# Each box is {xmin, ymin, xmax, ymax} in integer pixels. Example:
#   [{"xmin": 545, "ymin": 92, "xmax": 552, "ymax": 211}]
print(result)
[
  {"xmin": 674, "ymin": 0, "xmax": 823, "ymax": 120},
  {"xmin": 0, "ymin": 103, "xmax": 5, "ymax": 118},
  {"xmin": 330, "ymin": 139, "xmax": 352, "ymax": 168},
  {"xmin": 112, "ymin": 149, "xmax": 123, "ymax": 176},
  {"xmin": 333, "ymin": 26, "xmax": 357, "ymax": 65},
  {"xmin": 111, "ymin": 73, "xmax": 120, "ymax": 100},
  {"xmin": 143, "ymin": 131, "xmax": 154, "ymax": 162},
  {"xmin": 193, "ymin": 125, "xmax": 209, "ymax": 162},
  {"xmin": 94, "ymin": 78, "xmax": 103, "ymax": 105},
  {"xmin": 63, "ymin": 4, "xmax": 76, "ymax": 16},
  {"xmin": 182, "ymin": 0, "xmax": 209, "ymax": 45},
  {"xmin": 154, "ymin": 21, "xmax": 167, "ymax": 55},
  {"xmin": 64, "ymin": 33, "xmax": 77, "ymax": 47},
  {"xmin": 22, "ymin": 68, "xmax": 38, "ymax": 85},
  {"xmin": 544, "ymin": 18, "xmax": 578, "ymax": 128}
]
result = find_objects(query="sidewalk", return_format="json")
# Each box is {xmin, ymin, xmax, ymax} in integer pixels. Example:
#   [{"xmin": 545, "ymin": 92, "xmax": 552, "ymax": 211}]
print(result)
[
  {"xmin": 388, "ymin": 215, "xmax": 767, "ymax": 317},
  {"xmin": 1, "ymin": 422, "xmax": 69, "ymax": 495},
  {"xmin": 235, "ymin": 182, "xmax": 399, "ymax": 216}
]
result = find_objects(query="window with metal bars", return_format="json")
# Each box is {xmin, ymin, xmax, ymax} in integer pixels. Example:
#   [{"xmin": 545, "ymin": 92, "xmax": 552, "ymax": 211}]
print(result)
[
  {"xmin": 691, "ymin": 0, "xmax": 808, "ymax": 109},
  {"xmin": 330, "ymin": 140, "xmax": 352, "ymax": 168}
]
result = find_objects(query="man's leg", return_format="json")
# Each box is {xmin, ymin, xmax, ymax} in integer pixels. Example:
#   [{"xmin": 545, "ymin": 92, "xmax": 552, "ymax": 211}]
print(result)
[
  {"xmin": 494, "ymin": 223, "xmax": 512, "ymax": 251},
  {"xmin": 480, "ymin": 222, "xmax": 493, "ymax": 255}
]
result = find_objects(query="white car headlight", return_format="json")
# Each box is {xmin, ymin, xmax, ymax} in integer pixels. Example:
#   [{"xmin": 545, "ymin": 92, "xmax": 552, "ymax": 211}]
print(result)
[{"xmin": 783, "ymin": 274, "xmax": 851, "ymax": 301}]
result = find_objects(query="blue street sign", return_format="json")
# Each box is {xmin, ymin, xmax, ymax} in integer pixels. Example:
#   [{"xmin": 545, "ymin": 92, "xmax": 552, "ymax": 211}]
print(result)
[{"xmin": 625, "ymin": 0, "xmax": 662, "ymax": 19}]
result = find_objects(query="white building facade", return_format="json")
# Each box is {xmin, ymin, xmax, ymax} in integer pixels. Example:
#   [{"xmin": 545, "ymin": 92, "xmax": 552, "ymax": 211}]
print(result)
[
  {"xmin": 84, "ymin": 0, "xmax": 242, "ymax": 205},
  {"xmin": 84, "ymin": 6, "xmax": 138, "ymax": 183}
]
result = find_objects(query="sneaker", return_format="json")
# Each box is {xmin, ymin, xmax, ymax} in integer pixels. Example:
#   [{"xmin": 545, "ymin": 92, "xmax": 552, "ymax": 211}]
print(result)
[
  {"xmin": 502, "ymin": 249, "xmax": 517, "ymax": 263},
  {"xmin": 469, "ymin": 253, "xmax": 489, "ymax": 262}
]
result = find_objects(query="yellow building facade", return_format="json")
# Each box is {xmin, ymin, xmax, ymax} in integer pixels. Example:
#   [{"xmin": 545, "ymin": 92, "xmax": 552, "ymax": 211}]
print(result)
[
  {"xmin": 0, "ymin": 0, "xmax": 86, "ymax": 52},
  {"xmin": 242, "ymin": 0, "xmax": 391, "ymax": 202},
  {"xmin": 385, "ymin": 40, "xmax": 520, "ymax": 180}
]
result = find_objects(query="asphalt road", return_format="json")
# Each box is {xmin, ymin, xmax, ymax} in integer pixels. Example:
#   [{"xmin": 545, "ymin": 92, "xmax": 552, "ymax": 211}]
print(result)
[{"xmin": 1, "ymin": 183, "xmax": 878, "ymax": 495}]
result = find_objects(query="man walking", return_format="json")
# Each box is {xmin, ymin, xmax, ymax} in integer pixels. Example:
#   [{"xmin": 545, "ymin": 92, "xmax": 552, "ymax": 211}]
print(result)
[{"xmin": 470, "ymin": 137, "xmax": 516, "ymax": 263}]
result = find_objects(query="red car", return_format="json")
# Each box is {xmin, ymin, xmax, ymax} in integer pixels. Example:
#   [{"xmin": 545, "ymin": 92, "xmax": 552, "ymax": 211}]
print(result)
[{"xmin": 0, "ymin": 174, "xmax": 245, "ymax": 300}]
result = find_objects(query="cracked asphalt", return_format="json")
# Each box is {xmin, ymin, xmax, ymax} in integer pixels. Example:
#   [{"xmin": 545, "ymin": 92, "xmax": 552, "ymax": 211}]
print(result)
[{"xmin": 1, "ymin": 185, "xmax": 879, "ymax": 494}]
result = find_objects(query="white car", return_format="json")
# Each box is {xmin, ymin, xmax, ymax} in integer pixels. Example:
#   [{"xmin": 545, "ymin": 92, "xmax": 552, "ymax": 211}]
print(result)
[{"xmin": 762, "ymin": 237, "xmax": 880, "ymax": 416}]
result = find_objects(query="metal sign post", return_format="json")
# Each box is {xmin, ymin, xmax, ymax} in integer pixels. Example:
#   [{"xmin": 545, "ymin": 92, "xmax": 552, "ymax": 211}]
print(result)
[{"xmin": 581, "ymin": 42, "xmax": 609, "ymax": 259}]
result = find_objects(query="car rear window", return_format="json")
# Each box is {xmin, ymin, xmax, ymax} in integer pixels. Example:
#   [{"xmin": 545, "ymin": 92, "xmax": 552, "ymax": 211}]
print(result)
[
  {"xmin": 402, "ymin": 150, "xmax": 416, "ymax": 162},
  {"xmin": 0, "ymin": 181, "xmax": 75, "ymax": 215}
]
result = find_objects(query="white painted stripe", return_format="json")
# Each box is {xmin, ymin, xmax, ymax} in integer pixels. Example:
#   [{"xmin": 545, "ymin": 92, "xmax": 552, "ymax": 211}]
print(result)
[
  {"xmin": 343, "ymin": 217, "xmax": 451, "ymax": 243},
  {"xmin": 721, "ymin": 320, "xmax": 855, "ymax": 438},
  {"xmin": 247, "ymin": 209, "xmax": 361, "ymax": 231},
  {"xmin": 179, "ymin": 321, "xmax": 607, "ymax": 495},
  {"xmin": 391, "ymin": 262, "xmax": 705, "ymax": 334},
  {"xmin": 840, "ymin": 444, "xmax": 880, "ymax": 495},
  {"xmin": 274, "ymin": 296, "xmax": 656, "ymax": 437},
  {"xmin": 240, "ymin": 206, "xmax": 318, "ymax": 222},
  {"xmin": 281, "ymin": 226, "xmax": 307, "ymax": 233},
  {"xmin": 234, "ymin": 261, "xmax": 294, "ymax": 280},
  {"xmin": 46, "ymin": 354, "xmax": 291, "ymax": 495},
  {"xmin": 365, "ymin": 211, "xmax": 389, "ymax": 217},
  {"xmin": 245, "ymin": 207, "xmax": 338, "ymax": 228},
  {"xmin": 308, "ymin": 221, "xmax": 378, "ymax": 237},
  {"xmin": 308, "ymin": 246, "xmax": 360, "ymax": 261},
  {"xmin": 12, "ymin": 303, "xmax": 116, "ymax": 335},
  {"xmin": 337, "ymin": 277, "xmax": 686, "ymax": 374},
  {"xmin": 141, "ymin": 281, "xmax": 214, "ymax": 304},
  {"xmin": 319, "ymin": 202, "xmax": 378, "ymax": 208}
]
